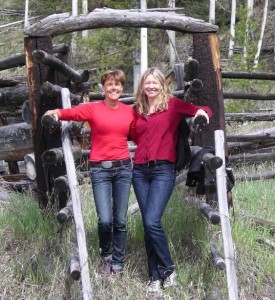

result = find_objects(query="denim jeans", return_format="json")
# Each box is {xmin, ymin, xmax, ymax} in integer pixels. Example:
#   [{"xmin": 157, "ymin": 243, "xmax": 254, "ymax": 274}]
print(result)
[
  {"xmin": 132, "ymin": 163, "xmax": 176, "ymax": 280},
  {"xmin": 90, "ymin": 162, "xmax": 132, "ymax": 269}
]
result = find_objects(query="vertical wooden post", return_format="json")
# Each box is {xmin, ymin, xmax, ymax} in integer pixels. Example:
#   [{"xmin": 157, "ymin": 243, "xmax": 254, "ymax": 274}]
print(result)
[
  {"xmin": 193, "ymin": 33, "xmax": 225, "ymax": 148},
  {"xmin": 25, "ymin": 36, "xmax": 67, "ymax": 208},
  {"xmin": 215, "ymin": 130, "xmax": 239, "ymax": 300},
  {"xmin": 61, "ymin": 88, "xmax": 93, "ymax": 300}
]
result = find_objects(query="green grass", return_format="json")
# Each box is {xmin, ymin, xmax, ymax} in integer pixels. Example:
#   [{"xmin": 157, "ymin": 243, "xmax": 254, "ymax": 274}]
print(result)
[{"xmin": 0, "ymin": 179, "xmax": 274, "ymax": 299}]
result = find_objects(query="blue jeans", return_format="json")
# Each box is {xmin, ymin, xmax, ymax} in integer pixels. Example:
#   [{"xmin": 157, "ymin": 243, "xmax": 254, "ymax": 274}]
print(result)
[
  {"xmin": 132, "ymin": 163, "xmax": 176, "ymax": 280},
  {"xmin": 90, "ymin": 162, "xmax": 132, "ymax": 269}
]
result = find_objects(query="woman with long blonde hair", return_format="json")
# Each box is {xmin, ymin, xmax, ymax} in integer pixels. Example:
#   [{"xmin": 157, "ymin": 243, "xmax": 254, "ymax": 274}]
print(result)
[{"xmin": 132, "ymin": 67, "xmax": 212, "ymax": 293}]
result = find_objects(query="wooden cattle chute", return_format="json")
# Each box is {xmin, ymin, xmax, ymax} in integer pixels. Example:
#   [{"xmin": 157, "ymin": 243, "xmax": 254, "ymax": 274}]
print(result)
[{"xmin": 0, "ymin": 7, "xmax": 240, "ymax": 299}]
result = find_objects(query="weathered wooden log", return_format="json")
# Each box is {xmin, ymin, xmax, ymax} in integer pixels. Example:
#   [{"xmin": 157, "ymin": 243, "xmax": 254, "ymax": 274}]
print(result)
[
  {"xmin": 210, "ymin": 242, "xmax": 226, "ymax": 270},
  {"xmin": 227, "ymin": 127, "xmax": 275, "ymax": 155},
  {"xmin": 235, "ymin": 171, "xmax": 275, "ymax": 181},
  {"xmin": 0, "ymin": 110, "xmax": 23, "ymax": 125},
  {"xmin": 41, "ymin": 81, "xmax": 81, "ymax": 105},
  {"xmin": 215, "ymin": 130, "xmax": 239, "ymax": 300},
  {"xmin": 56, "ymin": 200, "xmax": 73, "ymax": 224},
  {"xmin": 54, "ymin": 173, "xmax": 84, "ymax": 192},
  {"xmin": 229, "ymin": 151, "xmax": 275, "ymax": 165},
  {"xmin": 70, "ymin": 246, "xmax": 81, "ymax": 281},
  {"xmin": 32, "ymin": 50, "xmax": 89, "ymax": 83},
  {"xmin": 173, "ymin": 63, "xmax": 185, "ymax": 91},
  {"xmin": 24, "ymin": 10, "xmax": 218, "ymax": 37},
  {"xmin": 184, "ymin": 59, "xmax": 199, "ymax": 82},
  {"xmin": 240, "ymin": 214, "xmax": 275, "ymax": 231},
  {"xmin": 22, "ymin": 100, "xmax": 32, "ymax": 124},
  {"xmin": 186, "ymin": 195, "xmax": 221, "ymax": 225},
  {"xmin": 0, "ymin": 78, "xmax": 24, "ymax": 87},
  {"xmin": 0, "ymin": 174, "xmax": 29, "ymax": 181},
  {"xmin": 5, "ymin": 180, "xmax": 37, "ymax": 192},
  {"xmin": 0, "ymin": 83, "xmax": 29, "ymax": 108},
  {"xmin": 224, "ymin": 93, "xmax": 275, "ymax": 100},
  {"xmin": 41, "ymin": 114, "xmax": 60, "ymax": 129},
  {"xmin": 0, "ymin": 122, "xmax": 33, "ymax": 161},
  {"xmin": 60, "ymin": 88, "xmax": 93, "ymax": 298},
  {"xmin": 225, "ymin": 112, "xmax": 275, "ymax": 122},
  {"xmin": 0, "ymin": 43, "xmax": 69, "ymax": 71},
  {"xmin": 24, "ymin": 153, "xmax": 36, "ymax": 180},
  {"xmin": 203, "ymin": 153, "xmax": 223, "ymax": 172},
  {"xmin": 222, "ymin": 71, "xmax": 275, "ymax": 80},
  {"xmin": 41, "ymin": 146, "xmax": 82, "ymax": 165}
]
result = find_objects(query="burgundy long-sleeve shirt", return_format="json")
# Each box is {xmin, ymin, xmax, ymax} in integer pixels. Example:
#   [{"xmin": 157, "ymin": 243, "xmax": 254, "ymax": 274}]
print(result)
[
  {"xmin": 58, "ymin": 101, "xmax": 136, "ymax": 162},
  {"xmin": 133, "ymin": 97, "xmax": 212, "ymax": 164}
]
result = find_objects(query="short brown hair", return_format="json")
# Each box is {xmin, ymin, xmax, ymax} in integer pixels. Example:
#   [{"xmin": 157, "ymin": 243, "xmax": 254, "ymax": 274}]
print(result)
[{"xmin": 101, "ymin": 69, "xmax": 125, "ymax": 86}]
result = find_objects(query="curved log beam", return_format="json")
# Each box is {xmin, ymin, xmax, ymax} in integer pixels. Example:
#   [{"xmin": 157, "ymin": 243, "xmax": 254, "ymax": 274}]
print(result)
[
  {"xmin": 32, "ymin": 50, "xmax": 88, "ymax": 83},
  {"xmin": 24, "ymin": 10, "xmax": 218, "ymax": 37}
]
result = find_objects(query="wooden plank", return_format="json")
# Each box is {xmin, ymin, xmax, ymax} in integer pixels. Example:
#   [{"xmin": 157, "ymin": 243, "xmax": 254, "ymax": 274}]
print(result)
[
  {"xmin": 60, "ymin": 88, "xmax": 93, "ymax": 300},
  {"xmin": 215, "ymin": 130, "xmax": 239, "ymax": 300},
  {"xmin": 24, "ymin": 10, "xmax": 218, "ymax": 37}
]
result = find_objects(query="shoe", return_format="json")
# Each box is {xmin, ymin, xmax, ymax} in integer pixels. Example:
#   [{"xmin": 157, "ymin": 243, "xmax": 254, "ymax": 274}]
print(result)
[
  {"xmin": 147, "ymin": 279, "xmax": 162, "ymax": 293},
  {"xmin": 163, "ymin": 272, "xmax": 177, "ymax": 289},
  {"xmin": 111, "ymin": 267, "xmax": 124, "ymax": 276},
  {"xmin": 99, "ymin": 255, "xmax": 112, "ymax": 275}
]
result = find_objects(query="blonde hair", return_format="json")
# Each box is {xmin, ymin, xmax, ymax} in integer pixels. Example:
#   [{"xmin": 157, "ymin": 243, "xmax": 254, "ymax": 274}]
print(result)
[{"xmin": 135, "ymin": 67, "xmax": 171, "ymax": 115}]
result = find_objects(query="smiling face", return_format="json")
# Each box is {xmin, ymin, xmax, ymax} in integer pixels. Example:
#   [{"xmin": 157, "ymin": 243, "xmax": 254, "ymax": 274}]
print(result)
[
  {"xmin": 143, "ymin": 74, "xmax": 162, "ymax": 101},
  {"xmin": 103, "ymin": 77, "xmax": 123, "ymax": 102}
]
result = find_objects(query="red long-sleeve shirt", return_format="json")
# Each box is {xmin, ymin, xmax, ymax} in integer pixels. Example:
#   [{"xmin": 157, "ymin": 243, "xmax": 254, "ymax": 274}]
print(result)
[
  {"xmin": 59, "ymin": 101, "xmax": 136, "ymax": 162},
  {"xmin": 133, "ymin": 97, "xmax": 212, "ymax": 164}
]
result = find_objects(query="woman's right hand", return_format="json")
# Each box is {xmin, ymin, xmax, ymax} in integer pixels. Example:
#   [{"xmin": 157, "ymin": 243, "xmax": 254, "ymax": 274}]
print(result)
[{"xmin": 43, "ymin": 109, "xmax": 61, "ymax": 122}]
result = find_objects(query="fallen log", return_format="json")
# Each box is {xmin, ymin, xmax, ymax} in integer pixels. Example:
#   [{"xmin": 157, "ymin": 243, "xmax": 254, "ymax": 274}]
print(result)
[
  {"xmin": 229, "ymin": 151, "xmax": 275, "ymax": 165},
  {"xmin": 223, "ymin": 93, "xmax": 275, "ymax": 100},
  {"xmin": 222, "ymin": 71, "xmax": 275, "ymax": 80},
  {"xmin": 32, "ymin": 50, "xmax": 89, "ymax": 83},
  {"xmin": 225, "ymin": 112, "xmax": 275, "ymax": 122},
  {"xmin": 0, "ymin": 122, "xmax": 33, "ymax": 161},
  {"xmin": 235, "ymin": 171, "xmax": 275, "ymax": 181}
]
